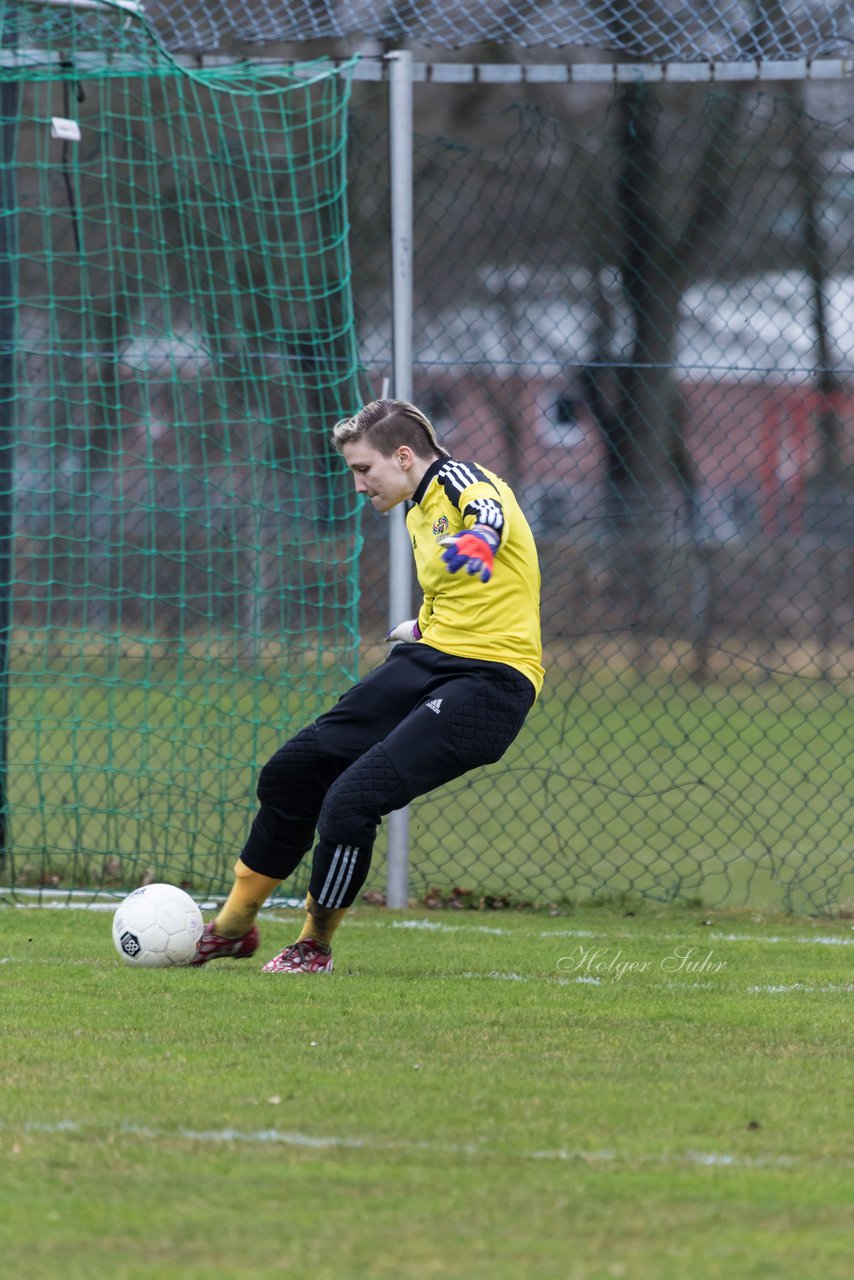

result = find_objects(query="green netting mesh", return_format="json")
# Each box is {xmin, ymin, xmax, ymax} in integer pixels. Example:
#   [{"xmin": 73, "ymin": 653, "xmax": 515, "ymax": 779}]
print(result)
[{"xmin": 0, "ymin": 7, "xmax": 363, "ymax": 898}]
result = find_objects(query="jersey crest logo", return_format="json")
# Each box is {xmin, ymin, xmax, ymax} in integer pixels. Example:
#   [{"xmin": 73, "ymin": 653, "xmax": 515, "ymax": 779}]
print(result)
[
  {"xmin": 432, "ymin": 516, "xmax": 449, "ymax": 537},
  {"xmin": 425, "ymin": 698, "xmax": 443, "ymax": 715}
]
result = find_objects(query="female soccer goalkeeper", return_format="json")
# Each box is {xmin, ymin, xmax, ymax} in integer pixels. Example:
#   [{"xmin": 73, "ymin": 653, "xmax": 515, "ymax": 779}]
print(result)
[{"xmin": 192, "ymin": 398, "xmax": 544, "ymax": 972}]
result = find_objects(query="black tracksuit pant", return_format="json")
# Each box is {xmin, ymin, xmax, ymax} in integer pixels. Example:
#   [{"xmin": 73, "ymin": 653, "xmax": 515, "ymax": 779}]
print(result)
[{"xmin": 238, "ymin": 643, "xmax": 535, "ymax": 908}]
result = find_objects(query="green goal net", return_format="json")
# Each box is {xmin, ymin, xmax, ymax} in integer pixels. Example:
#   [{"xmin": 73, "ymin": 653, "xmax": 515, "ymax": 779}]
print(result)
[{"xmin": 0, "ymin": 5, "xmax": 364, "ymax": 900}]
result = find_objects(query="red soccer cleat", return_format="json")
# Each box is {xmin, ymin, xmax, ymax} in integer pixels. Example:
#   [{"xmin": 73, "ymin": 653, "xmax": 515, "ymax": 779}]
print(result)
[
  {"xmin": 261, "ymin": 938, "xmax": 334, "ymax": 974},
  {"xmin": 190, "ymin": 921, "xmax": 260, "ymax": 965}
]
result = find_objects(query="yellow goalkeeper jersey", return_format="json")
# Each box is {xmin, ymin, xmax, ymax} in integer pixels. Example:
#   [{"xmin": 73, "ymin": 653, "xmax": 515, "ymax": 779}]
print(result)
[{"xmin": 407, "ymin": 457, "xmax": 544, "ymax": 697}]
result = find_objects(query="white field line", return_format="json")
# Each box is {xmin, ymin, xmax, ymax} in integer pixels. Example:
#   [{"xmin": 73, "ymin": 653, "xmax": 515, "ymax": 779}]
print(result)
[
  {"xmin": 456, "ymin": 970, "xmax": 852, "ymax": 994},
  {"xmin": 383, "ymin": 919, "xmax": 854, "ymax": 947},
  {"xmin": 6, "ymin": 901, "xmax": 853, "ymax": 948},
  {"xmin": 2, "ymin": 1118, "xmax": 848, "ymax": 1171},
  {"xmin": 393, "ymin": 922, "xmax": 854, "ymax": 947},
  {"xmin": 745, "ymin": 982, "xmax": 854, "ymax": 994},
  {"xmin": 711, "ymin": 931, "xmax": 854, "ymax": 946},
  {"xmin": 5, "ymin": 952, "xmax": 846, "ymax": 996}
]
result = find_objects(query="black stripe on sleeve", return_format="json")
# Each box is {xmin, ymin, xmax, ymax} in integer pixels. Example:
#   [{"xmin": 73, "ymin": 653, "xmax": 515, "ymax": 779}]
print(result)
[
  {"xmin": 436, "ymin": 458, "xmax": 499, "ymax": 509},
  {"xmin": 463, "ymin": 496, "xmax": 505, "ymax": 534}
]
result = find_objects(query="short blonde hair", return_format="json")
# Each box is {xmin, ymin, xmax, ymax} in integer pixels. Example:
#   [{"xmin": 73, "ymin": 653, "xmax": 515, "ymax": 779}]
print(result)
[{"xmin": 332, "ymin": 399, "xmax": 448, "ymax": 460}]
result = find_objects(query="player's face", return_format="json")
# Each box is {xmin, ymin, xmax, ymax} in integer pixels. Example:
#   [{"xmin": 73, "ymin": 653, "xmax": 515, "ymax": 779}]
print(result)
[{"xmin": 341, "ymin": 441, "xmax": 415, "ymax": 512}]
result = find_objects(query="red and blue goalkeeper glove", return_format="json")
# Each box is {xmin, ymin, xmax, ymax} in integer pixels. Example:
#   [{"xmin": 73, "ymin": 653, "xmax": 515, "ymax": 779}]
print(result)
[{"xmin": 439, "ymin": 525, "xmax": 500, "ymax": 583}]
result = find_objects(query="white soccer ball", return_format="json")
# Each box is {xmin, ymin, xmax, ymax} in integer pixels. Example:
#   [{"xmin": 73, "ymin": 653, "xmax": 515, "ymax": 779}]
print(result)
[{"xmin": 112, "ymin": 883, "xmax": 204, "ymax": 968}]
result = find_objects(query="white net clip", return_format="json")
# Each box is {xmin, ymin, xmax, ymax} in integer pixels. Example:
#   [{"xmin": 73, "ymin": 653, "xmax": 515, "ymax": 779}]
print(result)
[{"xmin": 51, "ymin": 118, "xmax": 82, "ymax": 143}]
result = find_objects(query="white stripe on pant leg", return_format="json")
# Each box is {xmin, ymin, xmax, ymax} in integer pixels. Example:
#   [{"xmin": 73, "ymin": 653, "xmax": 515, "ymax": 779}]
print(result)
[
  {"xmin": 319, "ymin": 844, "xmax": 346, "ymax": 904},
  {"xmin": 328, "ymin": 846, "xmax": 359, "ymax": 908},
  {"xmin": 326, "ymin": 845, "xmax": 357, "ymax": 908},
  {"xmin": 319, "ymin": 844, "xmax": 356, "ymax": 908}
]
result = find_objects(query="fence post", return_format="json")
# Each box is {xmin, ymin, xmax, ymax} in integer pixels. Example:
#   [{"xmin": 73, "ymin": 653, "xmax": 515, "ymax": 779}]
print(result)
[
  {"xmin": 0, "ymin": 17, "xmax": 18, "ymax": 879},
  {"xmin": 385, "ymin": 49, "xmax": 414, "ymax": 909}
]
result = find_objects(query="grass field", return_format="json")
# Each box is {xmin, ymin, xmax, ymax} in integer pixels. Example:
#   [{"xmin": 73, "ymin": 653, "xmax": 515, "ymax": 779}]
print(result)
[
  {"xmin": 1, "ymin": 900, "xmax": 851, "ymax": 1279},
  {"xmin": 4, "ymin": 648, "xmax": 854, "ymax": 915}
]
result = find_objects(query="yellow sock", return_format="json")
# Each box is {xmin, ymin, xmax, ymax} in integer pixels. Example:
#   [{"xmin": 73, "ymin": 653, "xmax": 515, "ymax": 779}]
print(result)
[
  {"xmin": 214, "ymin": 859, "xmax": 280, "ymax": 939},
  {"xmin": 297, "ymin": 893, "xmax": 348, "ymax": 951}
]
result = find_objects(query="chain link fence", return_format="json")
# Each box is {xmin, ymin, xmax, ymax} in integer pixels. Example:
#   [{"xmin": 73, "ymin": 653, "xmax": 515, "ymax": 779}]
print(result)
[
  {"xmin": 350, "ymin": 73, "xmax": 854, "ymax": 914},
  {"xmin": 143, "ymin": 1, "xmax": 854, "ymax": 61},
  {"xmin": 1, "ymin": 3, "xmax": 853, "ymax": 914}
]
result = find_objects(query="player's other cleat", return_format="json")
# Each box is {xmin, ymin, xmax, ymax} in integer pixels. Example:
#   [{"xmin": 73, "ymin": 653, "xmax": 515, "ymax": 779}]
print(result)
[
  {"xmin": 190, "ymin": 921, "xmax": 260, "ymax": 965},
  {"xmin": 261, "ymin": 938, "xmax": 334, "ymax": 974}
]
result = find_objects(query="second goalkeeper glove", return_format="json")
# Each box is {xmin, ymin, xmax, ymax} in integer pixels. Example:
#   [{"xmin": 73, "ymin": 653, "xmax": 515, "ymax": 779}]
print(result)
[
  {"xmin": 386, "ymin": 618, "xmax": 421, "ymax": 643},
  {"xmin": 439, "ymin": 525, "xmax": 500, "ymax": 583}
]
